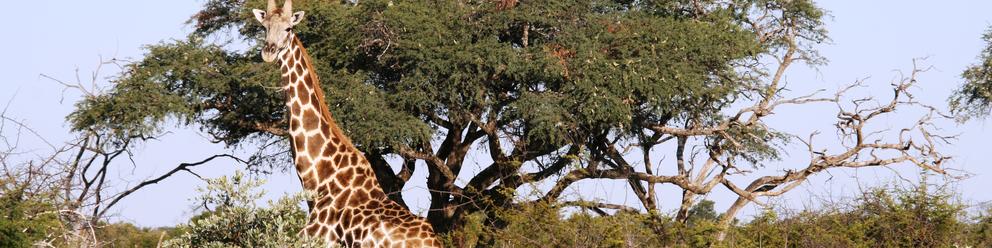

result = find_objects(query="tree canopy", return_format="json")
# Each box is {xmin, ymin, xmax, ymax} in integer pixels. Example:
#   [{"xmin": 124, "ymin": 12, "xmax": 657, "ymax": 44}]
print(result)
[
  {"xmin": 69, "ymin": 0, "xmax": 951, "ymax": 242},
  {"xmin": 952, "ymin": 27, "xmax": 992, "ymax": 119}
]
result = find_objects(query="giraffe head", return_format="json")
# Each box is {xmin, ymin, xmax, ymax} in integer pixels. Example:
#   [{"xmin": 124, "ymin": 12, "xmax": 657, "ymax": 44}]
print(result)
[{"xmin": 252, "ymin": 0, "xmax": 305, "ymax": 62}]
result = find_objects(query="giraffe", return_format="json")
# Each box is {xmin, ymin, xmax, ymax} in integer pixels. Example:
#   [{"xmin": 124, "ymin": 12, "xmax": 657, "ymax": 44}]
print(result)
[{"xmin": 251, "ymin": 1, "xmax": 441, "ymax": 247}]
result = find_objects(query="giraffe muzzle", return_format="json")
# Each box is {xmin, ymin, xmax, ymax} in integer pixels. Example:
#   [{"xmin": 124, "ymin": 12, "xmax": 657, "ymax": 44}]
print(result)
[{"xmin": 262, "ymin": 43, "xmax": 280, "ymax": 62}]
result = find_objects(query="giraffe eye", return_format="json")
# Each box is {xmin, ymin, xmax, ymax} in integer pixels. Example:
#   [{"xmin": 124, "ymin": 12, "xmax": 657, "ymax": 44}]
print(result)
[{"xmin": 285, "ymin": 28, "xmax": 291, "ymax": 32}]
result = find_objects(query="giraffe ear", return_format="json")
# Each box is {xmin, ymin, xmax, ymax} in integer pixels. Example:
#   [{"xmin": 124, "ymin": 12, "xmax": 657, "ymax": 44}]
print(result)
[
  {"xmin": 291, "ymin": 11, "xmax": 306, "ymax": 26},
  {"xmin": 252, "ymin": 9, "xmax": 266, "ymax": 23}
]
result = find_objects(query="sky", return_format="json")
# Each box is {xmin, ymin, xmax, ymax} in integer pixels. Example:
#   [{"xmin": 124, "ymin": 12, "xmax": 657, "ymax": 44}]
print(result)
[{"xmin": 1, "ymin": 1, "xmax": 990, "ymax": 227}]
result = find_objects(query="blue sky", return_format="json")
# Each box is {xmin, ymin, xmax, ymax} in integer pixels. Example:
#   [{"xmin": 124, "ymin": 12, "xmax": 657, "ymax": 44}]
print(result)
[{"xmin": 1, "ymin": 1, "xmax": 990, "ymax": 227}]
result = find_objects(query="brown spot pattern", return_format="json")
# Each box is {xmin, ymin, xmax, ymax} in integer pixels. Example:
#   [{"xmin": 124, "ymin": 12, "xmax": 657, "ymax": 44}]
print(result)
[
  {"xmin": 306, "ymin": 135, "xmax": 324, "ymax": 158},
  {"xmin": 275, "ymin": 33, "xmax": 439, "ymax": 247},
  {"xmin": 302, "ymin": 110, "xmax": 319, "ymax": 130},
  {"xmin": 316, "ymin": 160, "xmax": 334, "ymax": 179}
]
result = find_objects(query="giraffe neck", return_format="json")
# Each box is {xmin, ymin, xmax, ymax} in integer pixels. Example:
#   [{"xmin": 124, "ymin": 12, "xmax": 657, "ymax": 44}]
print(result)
[
  {"xmin": 277, "ymin": 34, "xmax": 387, "ymax": 207},
  {"xmin": 274, "ymin": 32, "xmax": 441, "ymax": 248}
]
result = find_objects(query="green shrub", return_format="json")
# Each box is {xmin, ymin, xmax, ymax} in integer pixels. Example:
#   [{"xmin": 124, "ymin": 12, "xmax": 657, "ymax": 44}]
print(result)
[
  {"xmin": 971, "ymin": 206, "xmax": 992, "ymax": 247},
  {"xmin": 441, "ymin": 181, "xmax": 991, "ymax": 248},
  {"xmin": 443, "ymin": 201, "xmax": 661, "ymax": 248},
  {"xmin": 722, "ymin": 181, "xmax": 973, "ymax": 248},
  {"xmin": 855, "ymin": 184, "xmax": 965, "ymax": 247},
  {"xmin": 96, "ymin": 222, "xmax": 174, "ymax": 247},
  {"xmin": 0, "ymin": 185, "xmax": 60, "ymax": 247},
  {"xmin": 14, "ymin": 168, "xmax": 988, "ymax": 248},
  {"xmin": 163, "ymin": 171, "xmax": 323, "ymax": 248}
]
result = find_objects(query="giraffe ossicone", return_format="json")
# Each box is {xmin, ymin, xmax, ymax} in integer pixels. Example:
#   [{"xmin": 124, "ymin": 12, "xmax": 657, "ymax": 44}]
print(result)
[{"xmin": 252, "ymin": 0, "xmax": 441, "ymax": 247}]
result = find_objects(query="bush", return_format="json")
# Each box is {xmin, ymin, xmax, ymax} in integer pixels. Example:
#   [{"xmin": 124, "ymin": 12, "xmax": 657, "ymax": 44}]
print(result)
[
  {"xmin": 0, "ymin": 184, "xmax": 61, "ymax": 247},
  {"xmin": 13, "ymin": 169, "xmax": 988, "ymax": 247},
  {"xmin": 967, "ymin": 205, "xmax": 992, "ymax": 247},
  {"xmin": 96, "ymin": 222, "xmax": 174, "ymax": 247},
  {"xmin": 442, "ymin": 181, "xmax": 988, "ymax": 248},
  {"xmin": 443, "ymin": 201, "xmax": 661, "ymax": 248},
  {"xmin": 163, "ymin": 171, "xmax": 323, "ymax": 248},
  {"xmin": 722, "ymin": 181, "xmax": 973, "ymax": 247}
]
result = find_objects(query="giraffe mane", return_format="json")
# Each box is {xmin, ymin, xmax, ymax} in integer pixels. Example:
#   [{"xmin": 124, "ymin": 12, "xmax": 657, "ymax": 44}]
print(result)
[{"xmin": 291, "ymin": 36, "xmax": 359, "ymax": 150}]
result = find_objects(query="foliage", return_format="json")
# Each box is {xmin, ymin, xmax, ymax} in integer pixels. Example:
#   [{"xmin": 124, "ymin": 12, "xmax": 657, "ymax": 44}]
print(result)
[
  {"xmin": 95, "ymin": 222, "xmax": 175, "ymax": 248},
  {"xmin": 66, "ymin": 38, "xmax": 286, "ymax": 147},
  {"xmin": 0, "ymin": 185, "xmax": 61, "ymax": 248},
  {"xmin": 13, "ymin": 0, "xmax": 959, "ymax": 243},
  {"xmin": 69, "ymin": 0, "xmax": 765, "ymax": 150},
  {"xmin": 952, "ymin": 26, "xmax": 992, "ymax": 119},
  {"xmin": 722, "ymin": 181, "xmax": 975, "ymax": 248},
  {"xmin": 66, "ymin": 0, "xmax": 836, "ymax": 233},
  {"xmin": 973, "ymin": 206, "xmax": 992, "ymax": 247},
  {"xmin": 163, "ymin": 172, "xmax": 322, "ymax": 248},
  {"xmin": 675, "ymin": 200, "xmax": 722, "ymax": 247},
  {"xmin": 442, "ymin": 201, "xmax": 662, "ymax": 248},
  {"xmin": 855, "ymin": 184, "xmax": 964, "ymax": 246},
  {"xmin": 0, "ymin": 166, "xmax": 312, "ymax": 248},
  {"xmin": 5, "ymin": 148, "xmax": 989, "ymax": 248},
  {"xmin": 438, "ymin": 182, "xmax": 990, "ymax": 248},
  {"xmin": 62, "ymin": 0, "xmax": 961, "ymax": 243},
  {"xmin": 685, "ymin": 199, "xmax": 718, "ymax": 226}
]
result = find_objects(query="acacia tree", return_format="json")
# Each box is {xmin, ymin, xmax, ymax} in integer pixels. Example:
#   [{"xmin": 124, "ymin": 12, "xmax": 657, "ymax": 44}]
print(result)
[
  {"xmin": 68, "ymin": 0, "xmax": 953, "ymax": 241},
  {"xmin": 952, "ymin": 26, "xmax": 992, "ymax": 119}
]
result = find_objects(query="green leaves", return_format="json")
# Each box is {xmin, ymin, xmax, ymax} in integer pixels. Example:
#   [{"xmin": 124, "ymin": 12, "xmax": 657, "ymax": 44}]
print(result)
[
  {"xmin": 68, "ymin": 0, "xmax": 775, "ymax": 151},
  {"xmin": 164, "ymin": 171, "xmax": 322, "ymax": 247},
  {"xmin": 68, "ymin": 37, "xmax": 284, "ymax": 145},
  {"xmin": 0, "ymin": 186, "xmax": 60, "ymax": 248},
  {"xmin": 442, "ymin": 201, "xmax": 662, "ymax": 247},
  {"xmin": 65, "ymin": 1, "xmax": 832, "ymax": 222},
  {"xmin": 952, "ymin": 27, "xmax": 992, "ymax": 120}
]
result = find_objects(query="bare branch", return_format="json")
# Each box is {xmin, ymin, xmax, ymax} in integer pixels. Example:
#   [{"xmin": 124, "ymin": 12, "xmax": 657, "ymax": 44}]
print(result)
[
  {"xmin": 558, "ymin": 200, "xmax": 639, "ymax": 216},
  {"xmin": 97, "ymin": 154, "xmax": 249, "ymax": 218}
]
